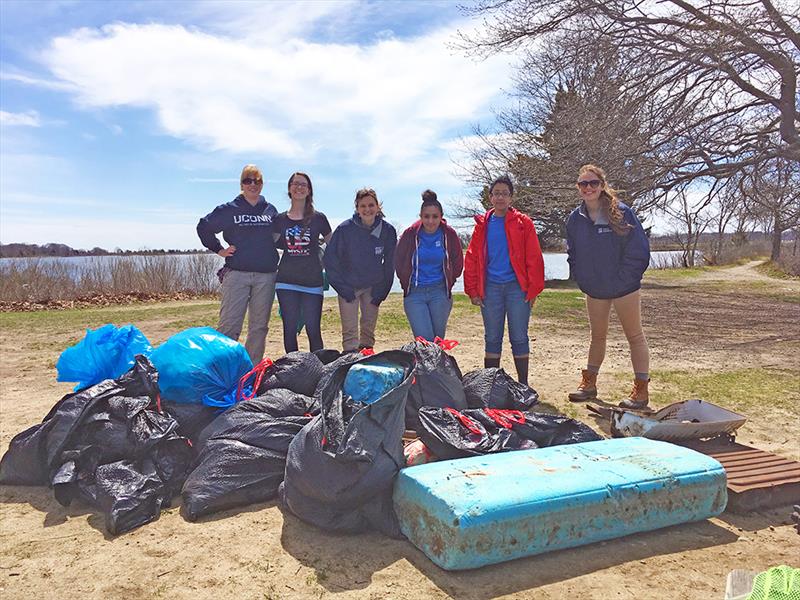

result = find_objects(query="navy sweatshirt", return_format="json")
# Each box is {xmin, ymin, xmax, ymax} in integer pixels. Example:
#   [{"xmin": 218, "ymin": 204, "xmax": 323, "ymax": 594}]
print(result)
[
  {"xmin": 566, "ymin": 202, "xmax": 650, "ymax": 299},
  {"xmin": 324, "ymin": 214, "xmax": 397, "ymax": 304},
  {"xmin": 196, "ymin": 194, "xmax": 279, "ymax": 273}
]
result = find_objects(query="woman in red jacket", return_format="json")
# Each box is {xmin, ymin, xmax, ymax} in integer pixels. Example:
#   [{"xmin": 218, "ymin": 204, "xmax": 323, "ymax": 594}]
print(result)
[
  {"xmin": 395, "ymin": 190, "xmax": 464, "ymax": 341},
  {"xmin": 464, "ymin": 175, "xmax": 545, "ymax": 384}
]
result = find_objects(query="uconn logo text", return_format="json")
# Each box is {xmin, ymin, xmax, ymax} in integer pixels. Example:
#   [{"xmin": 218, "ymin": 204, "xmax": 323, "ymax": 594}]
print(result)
[{"xmin": 233, "ymin": 215, "xmax": 272, "ymax": 225}]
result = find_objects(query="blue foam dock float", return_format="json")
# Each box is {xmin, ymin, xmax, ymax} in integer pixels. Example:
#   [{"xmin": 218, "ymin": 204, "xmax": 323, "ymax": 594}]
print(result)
[{"xmin": 393, "ymin": 437, "xmax": 727, "ymax": 570}]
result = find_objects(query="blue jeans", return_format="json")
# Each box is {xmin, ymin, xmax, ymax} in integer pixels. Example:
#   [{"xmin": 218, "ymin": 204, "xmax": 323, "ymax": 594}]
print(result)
[
  {"xmin": 403, "ymin": 282, "xmax": 452, "ymax": 341},
  {"xmin": 481, "ymin": 280, "xmax": 531, "ymax": 355}
]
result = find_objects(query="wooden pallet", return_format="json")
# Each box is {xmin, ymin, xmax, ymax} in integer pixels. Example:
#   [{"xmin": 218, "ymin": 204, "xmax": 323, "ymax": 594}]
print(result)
[{"xmin": 677, "ymin": 437, "xmax": 800, "ymax": 513}]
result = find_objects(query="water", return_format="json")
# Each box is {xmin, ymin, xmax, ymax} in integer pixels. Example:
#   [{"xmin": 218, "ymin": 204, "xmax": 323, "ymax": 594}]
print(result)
[{"xmin": 1, "ymin": 251, "xmax": 686, "ymax": 296}]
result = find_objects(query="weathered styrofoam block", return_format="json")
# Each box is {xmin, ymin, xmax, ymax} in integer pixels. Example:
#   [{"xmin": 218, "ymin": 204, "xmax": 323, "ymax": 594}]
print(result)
[{"xmin": 394, "ymin": 437, "xmax": 727, "ymax": 570}]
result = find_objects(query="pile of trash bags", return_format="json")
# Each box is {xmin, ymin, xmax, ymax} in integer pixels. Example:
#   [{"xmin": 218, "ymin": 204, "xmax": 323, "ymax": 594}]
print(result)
[{"xmin": 1, "ymin": 326, "xmax": 602, "ymax": 538}]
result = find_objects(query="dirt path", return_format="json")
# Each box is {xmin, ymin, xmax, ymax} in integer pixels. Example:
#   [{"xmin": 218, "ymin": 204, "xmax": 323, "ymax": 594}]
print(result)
[{"xmin": 1, "ymin": 263, "xmax": 798, "ymax": 599}]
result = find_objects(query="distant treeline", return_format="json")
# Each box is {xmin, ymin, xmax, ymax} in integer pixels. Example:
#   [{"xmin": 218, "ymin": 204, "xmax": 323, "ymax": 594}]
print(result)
[
  {"xmin": 0, "ymin": 243, "xmax": 205, "ymax": 258},
  {"xmin": 649, "ymin": 230, "xmax": 794, "ymax": 251}
]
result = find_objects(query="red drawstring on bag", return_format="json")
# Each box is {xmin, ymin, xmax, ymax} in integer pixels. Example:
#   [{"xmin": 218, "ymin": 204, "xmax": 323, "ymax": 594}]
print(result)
[
  {"xmin": 236, "ymin": 358, "xmax": 273, "ymax": 402},
  {"xmin": 445, "ymin": 407, "xmax": 483, "ymax": 435},
  {"xmin": 359, "ymin": 347, "xmax": 375, "ymax": 356},
  {"xmin": 433, "ymin": 337, "xmax": 459, "ymax": 350},
  {"xmin": 485, "ymin": 408, "xmax": 526, "ymax": 429}
]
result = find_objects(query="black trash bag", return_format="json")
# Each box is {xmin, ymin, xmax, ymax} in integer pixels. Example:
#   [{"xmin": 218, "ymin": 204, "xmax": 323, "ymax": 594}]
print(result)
[
  {"xmin": 256, "ymin": 352, "xmax": 324, "ymax": 397},
  {"xmin": 0, "ymin": 356, "xmax": 193, "ymax": 535},
  {"xmin": 399, "ymin": 340, "xmax": 466, "ymax": 432},
  {"xmin": 182, "ymin": 395, "xmax": 315, "ymax": 521},
  {"xmin": 511, "ymin": 412, "xmax": 602, "ymax": 447},
  {"xmin": 0, "ymin": 355, "xmax": 162, "ymax": 485},
  {"xmin": 417, "ymin": 407, "xmax": 538, "ymax": 460},
  {"xmin": 312, "ymin": 348, "xmax": 341, "ymax": 365},
  {"xmin": 279, "ymin": 350, "xmax": 415, "ymax": 537},
  {"xmin": 163, "ymin": 401, "xmax": 220, "ymax": 442},
  {"xmin": 232, "ymin": 388, "xmax": 319, "ymax": 425},
  {"xmin": 462, "ymin": 367, "xmax": 540, "ymax": 410},
  {"xmin": 417, "ymin": 407, "xmax": 602, "ymax": 461}
]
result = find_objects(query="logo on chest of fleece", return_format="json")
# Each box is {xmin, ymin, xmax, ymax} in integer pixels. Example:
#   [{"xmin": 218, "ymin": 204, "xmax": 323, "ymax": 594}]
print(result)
[{"xmin": 234, "ymin": 214, "xmax": 273, "ymax": 225}]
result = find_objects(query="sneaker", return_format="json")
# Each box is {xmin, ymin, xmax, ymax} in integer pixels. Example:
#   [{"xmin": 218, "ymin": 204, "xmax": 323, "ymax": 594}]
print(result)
[{"xmin": 568, "ymin": 370, "xmax": 598, "ymax": 402}]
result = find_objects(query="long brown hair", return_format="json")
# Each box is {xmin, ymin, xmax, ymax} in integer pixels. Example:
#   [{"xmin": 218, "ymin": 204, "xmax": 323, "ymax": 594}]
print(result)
[
  {"xmin": 578, "ymin": 164, "xmax": 632, "ymax": 236},
  {"xmin": 287, "ymin": 172, "xmax": 314, "ymax": 223}
]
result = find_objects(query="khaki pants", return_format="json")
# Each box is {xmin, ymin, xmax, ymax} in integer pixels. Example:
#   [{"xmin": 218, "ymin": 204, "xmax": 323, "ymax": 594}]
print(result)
[
  {"xmin": 585, "ymin": 289, "xmax": 649, "ymax": 375},
  {"xmin": 218, "ymin": 269, "xmax": 277, "ymax": 364},
  {"xmin": 338, "ymin": 288, "xmax": 380, "ymax": 352}
]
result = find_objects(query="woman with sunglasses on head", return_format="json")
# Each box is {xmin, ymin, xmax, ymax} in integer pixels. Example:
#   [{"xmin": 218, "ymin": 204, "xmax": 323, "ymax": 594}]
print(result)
[
  {"xmin": 273, "ymin": 172, "xmax": 332, "ymax": 353},
  {"xmin": 324, "ymin": 188, "xmax": 397, "ymax": 352},
  {"xmin": 566, "ymin": 164, "xmax": 651, "ymax": 408},
  {"xmin": 464, "ymin": 175, "xmax": 545, "ymax": 385},
  {"xmin": 395, "ymin": 189, "xmax": 464, "ymax": 341},
  {"xmin": 196, "ymin": 164, "xmax": 279, "ymax": 364}
]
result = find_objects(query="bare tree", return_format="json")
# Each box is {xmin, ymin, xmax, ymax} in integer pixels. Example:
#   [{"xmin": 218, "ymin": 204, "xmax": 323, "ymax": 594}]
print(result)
[
  {"xmin": 739, "ymin": 154, "xmax": 800, "ymax": 259},
  {"xmin": 456, "ymin": 33, "xmax": 669, "ymax": 246},
  {"xmin": 663, "ymin": 187, "xmax": 715, "ymax": 266},
  {"xmin": 459, "ymin": 0, "xmax": 800, "ymax": 186}
]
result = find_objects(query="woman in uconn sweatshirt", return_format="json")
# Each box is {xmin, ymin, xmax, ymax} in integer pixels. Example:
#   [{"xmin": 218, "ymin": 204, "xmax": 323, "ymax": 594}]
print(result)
[
  {"xmin": 324, "ymin": 188, "xmax": 397, "ymax": 352},
  {"xmin": 196, "ymin": 164, "xmax": 278, "ymax": 364}
]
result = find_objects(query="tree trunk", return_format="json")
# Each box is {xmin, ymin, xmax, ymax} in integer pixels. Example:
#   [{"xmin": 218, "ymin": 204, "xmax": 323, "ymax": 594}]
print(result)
[{"xmin": 771, "ymin": 213, "xmax": 783, "ymax": 261}]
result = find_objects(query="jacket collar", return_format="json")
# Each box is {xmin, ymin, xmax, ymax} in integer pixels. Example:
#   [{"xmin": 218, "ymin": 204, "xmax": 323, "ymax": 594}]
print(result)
[
  {"xmin": 577, "ymin": 202, "xmax": 609, "ymax": 225},
  {"xmin": 475, "ymin": 206, "xmax": 517, "ymax": 225},
  {"xmin": 351, "ymin": 213, "xmax": 384, "ymax": 238},
  {"xmin": 235, "ymin": 193, "xmax": 267, "ymax": 210}
]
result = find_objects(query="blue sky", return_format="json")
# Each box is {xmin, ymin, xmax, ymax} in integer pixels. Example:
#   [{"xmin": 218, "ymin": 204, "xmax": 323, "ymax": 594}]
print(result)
[{"xmin": 0, "ymin": 0, "xmax": 519, "ymax": 250}]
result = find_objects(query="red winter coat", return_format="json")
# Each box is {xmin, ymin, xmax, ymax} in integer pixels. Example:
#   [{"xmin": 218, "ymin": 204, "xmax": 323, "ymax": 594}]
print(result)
[
  {"xmin": 395, "ymin": 219, "xmax": 464, "ymax": 297},
  {"xmin": 464, "ymin": 207, "xmax": 545, "ymax": 302}
]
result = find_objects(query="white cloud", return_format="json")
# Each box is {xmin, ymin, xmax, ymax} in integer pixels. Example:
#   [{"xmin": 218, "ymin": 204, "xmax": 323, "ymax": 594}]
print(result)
[
  {"xmin": 0, "ymin": 110, "xmax": 42, "ymax": 127},
  {"xmin": 37, "ymin": 18, "xmax": 509, "ymax": 170}
]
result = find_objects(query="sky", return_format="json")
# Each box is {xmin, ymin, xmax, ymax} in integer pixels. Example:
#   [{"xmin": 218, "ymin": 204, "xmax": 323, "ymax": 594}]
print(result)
[{"xmin": 0, "ymin": 0, "xmax": 521, "ymax": 251}]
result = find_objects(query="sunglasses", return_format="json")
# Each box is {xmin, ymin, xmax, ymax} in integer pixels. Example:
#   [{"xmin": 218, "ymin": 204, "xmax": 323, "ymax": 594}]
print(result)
[
  {"xmin": 577, "ymin": 179, "xmax": 602, "ymax": 189},
  {"xmin": 242, "ymin": 178, "xmax": 263, "ymax": 186}
]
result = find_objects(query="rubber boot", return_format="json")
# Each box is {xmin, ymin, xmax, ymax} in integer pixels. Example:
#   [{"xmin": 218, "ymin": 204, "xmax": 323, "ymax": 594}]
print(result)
[
  {"xmin": 484, "ymin": 356, "xmax": 501, "ymax": 369},
  {"xmin": 568, "ymin": 370, "xmax": 598, "ymax": 402},
  {"xmin": 618, "ymin": 378, "xmax": 650, "ymax": 409},
  {"xmin": 513, "ymin": 356, "xmax": 529, "ymax": 386}
]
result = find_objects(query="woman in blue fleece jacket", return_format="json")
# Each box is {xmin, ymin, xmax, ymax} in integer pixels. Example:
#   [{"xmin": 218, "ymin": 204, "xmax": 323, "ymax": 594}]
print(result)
[
  {"xmin": 566, "ymin": 164, "xmax": 652, "ymax": 408},
  {"xmin": 324, "ymin": 188, "xmax": 397, "ymax": 352}
]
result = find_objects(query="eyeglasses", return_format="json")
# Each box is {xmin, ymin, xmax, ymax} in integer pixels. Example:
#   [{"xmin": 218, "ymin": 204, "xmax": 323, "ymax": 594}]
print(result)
[
  {"xmin": 290, "ymin": 181, "xmax": 308, "ymax": 188},
  {"xmin": 242, "ymin": 178, "xmax": 263, "ymax": 186},
  {"xmin": 577, "ymin": 179, "xmax": 601, "ymax": 189},
  {"xmin": 491, "ymin": 190, "xmax": 511, "ymax": 198}
]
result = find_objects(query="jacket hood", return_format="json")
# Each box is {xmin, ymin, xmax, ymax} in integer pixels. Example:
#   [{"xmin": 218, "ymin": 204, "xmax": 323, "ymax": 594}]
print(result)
[
  {"xmin": 409, "ymin": 217, "xmax": 450, "ymax": 234},
  {"xmin": 351, "ymin": 213, "xmax": 384, "ymax": 231}
]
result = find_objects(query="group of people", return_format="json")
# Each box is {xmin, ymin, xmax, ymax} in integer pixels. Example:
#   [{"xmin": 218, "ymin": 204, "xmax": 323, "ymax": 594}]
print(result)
[{"xmin": 197, "ymin": 164, "xmax": 652, "ymax": 408}]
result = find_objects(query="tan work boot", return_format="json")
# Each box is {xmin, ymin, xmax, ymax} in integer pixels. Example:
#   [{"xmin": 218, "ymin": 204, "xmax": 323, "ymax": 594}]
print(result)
[
  {"xmin": 568, "ymin": 369, "xmax": 598, "ymax": 402},
  {"xmin": 618, "ymin": 378, "xmax": 650, "ymax": 409}
]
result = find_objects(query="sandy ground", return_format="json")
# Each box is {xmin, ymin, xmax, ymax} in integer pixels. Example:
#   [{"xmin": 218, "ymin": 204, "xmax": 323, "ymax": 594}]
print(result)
[{"xmin": 1, "ymin": 262, "xmax": 798, "ymax": 599}]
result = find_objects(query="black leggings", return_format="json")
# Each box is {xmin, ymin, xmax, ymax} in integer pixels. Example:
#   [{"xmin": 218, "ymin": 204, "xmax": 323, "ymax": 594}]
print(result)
[{"xmin": 276, "ymin": 289, "xmax": 324, "ymax": 353}]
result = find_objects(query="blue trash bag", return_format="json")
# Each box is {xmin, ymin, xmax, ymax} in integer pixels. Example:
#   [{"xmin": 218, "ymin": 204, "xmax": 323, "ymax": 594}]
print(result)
[
  {"xmin": 56, "ymin": 324, "xmax": 152, "ymax": 391},
  {"xmin": 343, "ymin": 359, "xmax": 405, "ymax": 405},
  {"xmin": 150, "ymin": 327, "xmax": 253, "ymax": 408}
]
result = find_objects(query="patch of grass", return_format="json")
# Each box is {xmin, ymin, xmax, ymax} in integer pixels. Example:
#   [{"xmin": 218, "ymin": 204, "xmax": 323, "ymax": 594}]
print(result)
[
  {"xmin": 615, "ymin": 368, "xmax": 799, "ymax": 413},
  {"xmin": 0, "ymin": 301, "xmax": 220, "ymax": 332},
  {"xmin": 644, "ymin": 266, "xmax": 710, "ymax": 281},
  {"xmin": 756, "ymin": 260, "xmax": 800, "ymax": 280},
  {"xmin": 533, "ymin": 289, "xmax": 587, "ymax": 323}
]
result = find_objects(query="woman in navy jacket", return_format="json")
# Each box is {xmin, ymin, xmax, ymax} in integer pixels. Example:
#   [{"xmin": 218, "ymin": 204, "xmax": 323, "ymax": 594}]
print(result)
[
  {"xmin": 566, "ymin": 164, "xmax": 652, "ymax": 408},
  {"xmin": 324, "ymin": 188, "xmax": 397, "ymax": 352}
]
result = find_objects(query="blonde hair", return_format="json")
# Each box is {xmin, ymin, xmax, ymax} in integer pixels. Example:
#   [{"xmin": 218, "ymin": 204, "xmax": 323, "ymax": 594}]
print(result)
[
  {"xmin": 578, "ymin": 164, "xmax": 632, "ymax": 236},
  {"xmin": 240, "ymin": 164, "xmax": 263, "ymax": 183},
  {"xmin": 354, "ymin": 187, "xmax": 385, "ymax": 218}
]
